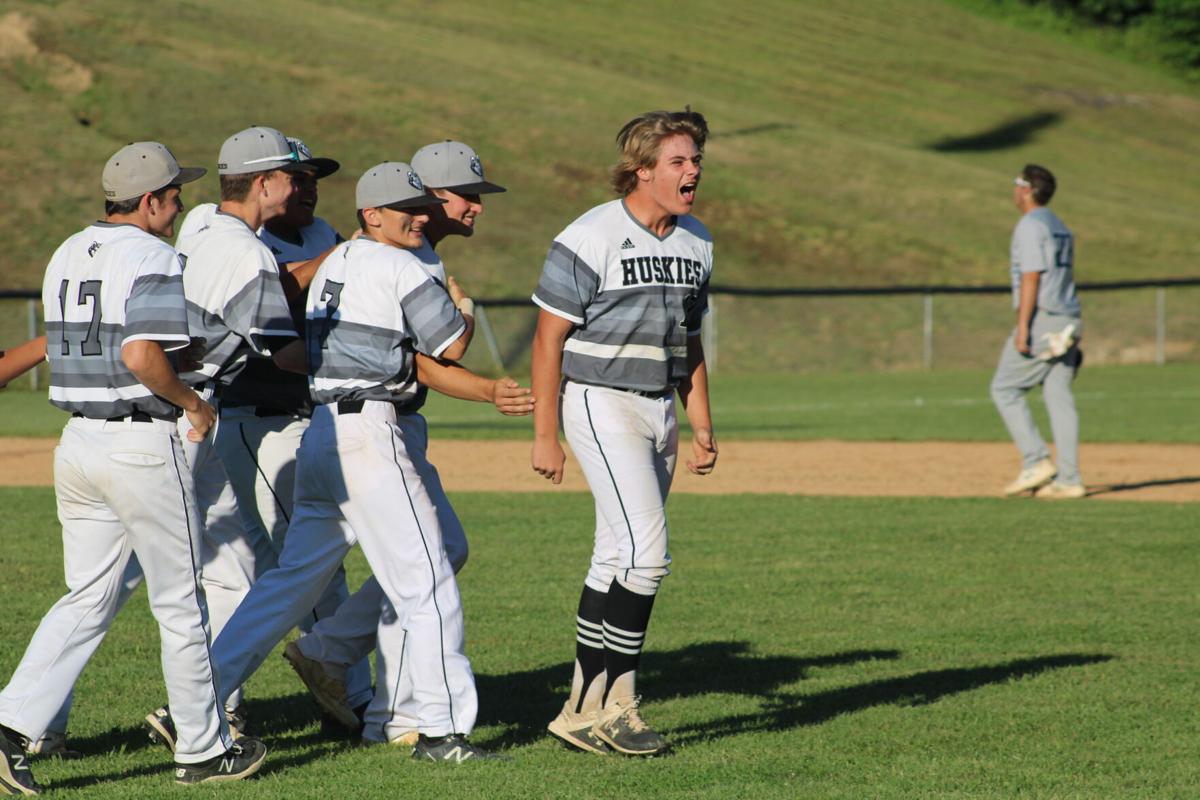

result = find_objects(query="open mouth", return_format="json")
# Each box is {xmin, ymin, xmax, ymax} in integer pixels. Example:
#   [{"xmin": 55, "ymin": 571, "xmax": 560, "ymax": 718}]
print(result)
[{"xmin": 680, "ymin": 182, "xmax": 698, "ymax": 203}]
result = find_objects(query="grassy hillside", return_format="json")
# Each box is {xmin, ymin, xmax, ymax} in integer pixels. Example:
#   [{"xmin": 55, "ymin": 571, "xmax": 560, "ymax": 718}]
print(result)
[{"xmin": 1, "ymin": 0, "xmax": 1198, "ymax": 369}]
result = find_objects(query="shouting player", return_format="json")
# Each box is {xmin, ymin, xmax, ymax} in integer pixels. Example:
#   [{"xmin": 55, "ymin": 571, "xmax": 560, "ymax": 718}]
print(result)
[{"xmin": 531, "ymin": 110, "xmax": 718, "ymax": 756}]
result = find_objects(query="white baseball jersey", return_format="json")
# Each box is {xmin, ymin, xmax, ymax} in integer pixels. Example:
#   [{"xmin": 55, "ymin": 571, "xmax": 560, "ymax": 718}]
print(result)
[
  {"xmin": 42, "ymin": 222, "xmax": 190, "ymax": 419},
  {"xmin": 533, "ymin": 199, "xmax": 713, "ymax": 392},
  {"xmin": 259, "ymin": 218, "xmax": 341, "ymax": 266},
  {"xmin": 409, "ymin": 236, "xmax": 448, "ymax": 285},
  {"xmin": 306, "ymin": 238, "xmax": 466, "ymax": 406},
  {"xmin": 175, "ymin": 210, "xmax": 298, "ymax": 387},
  {"xmin": 1011, "ymin": 207, "xmax": 1081, "ymax": 317}
]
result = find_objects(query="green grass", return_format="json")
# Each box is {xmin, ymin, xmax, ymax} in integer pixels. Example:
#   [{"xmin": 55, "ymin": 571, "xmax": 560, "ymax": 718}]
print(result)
[
  {"xmin": 2, "ymin": 0, "xmax": 1199, "ymax": 370},
  {"xmin": 3, "ymin": 363, "xmax": 1194, "ymax": 442},
  {"xmin": 2, "ymin": 489, "xmax": 1197, "ymax": 798}
]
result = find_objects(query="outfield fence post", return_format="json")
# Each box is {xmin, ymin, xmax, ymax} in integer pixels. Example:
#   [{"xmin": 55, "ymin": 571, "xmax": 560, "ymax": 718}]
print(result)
[
  {"xmin": 475, "ymin": 303, "xmax": 505, "ymax": 372},
  {"xmin": 922, "ymin": 293, "xmax": 933, "ymax": 370},
  {"xmin": 704, "ymin": 295, "xmax": 717, "ymax": 374},
  {"xmin": 26, "ymin": 298, "xmax": 38, "ymax": 391},
  {"xmin": 1155, "ymin": 287, "xmax": 1166, "ymax": 366}
]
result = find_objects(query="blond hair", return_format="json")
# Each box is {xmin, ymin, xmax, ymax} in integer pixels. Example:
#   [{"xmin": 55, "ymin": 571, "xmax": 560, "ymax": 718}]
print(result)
[{"xmin": 610, "ymin": 108, "xmax": 708, "ymax": 196}]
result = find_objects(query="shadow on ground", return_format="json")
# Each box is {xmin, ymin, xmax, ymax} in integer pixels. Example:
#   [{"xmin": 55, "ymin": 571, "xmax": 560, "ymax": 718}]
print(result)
[
  {"xmin": 927, "ymin": 112, "xmax": 1063, "ymax": 152},
  {"xmin": 1087, "ymin": 475, "xmax": 1200, "ymax": 497}
]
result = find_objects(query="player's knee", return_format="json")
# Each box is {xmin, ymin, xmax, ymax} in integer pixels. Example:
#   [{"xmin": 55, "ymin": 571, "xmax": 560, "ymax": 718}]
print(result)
[{"xmin": 617, "ymin": 564, "xmax": 670, "ymax": 595}]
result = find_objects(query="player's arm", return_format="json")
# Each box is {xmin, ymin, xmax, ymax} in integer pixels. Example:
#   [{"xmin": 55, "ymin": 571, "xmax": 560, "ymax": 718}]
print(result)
[
  {"xmin": 0, "ymin": 335, "xmax": 47, "ymax": 389},
  {"xmin": 677, "ymin": 334, "xmax": 718, "ymax": 475},
  {"xmin": 414, "ymin": 354, "xmax": 533, "ymax": 415},
  {"xmin": 1014, "ymin": 271, "xmax": 1040, "ymax": 355},
  {"xmin": 444, "ymin": 276, "xmax": 475, "ymax": 353},
  {"xmin": 278, "ymin": 245, "xmax": 338, "ymax": 303},
  {"xmin": 531, "ymin": 309, "xmax": 573, "ymax": 484},
  {"xmin": 121, "ymin": 340, "xmax": 216, "ymax": 441}
]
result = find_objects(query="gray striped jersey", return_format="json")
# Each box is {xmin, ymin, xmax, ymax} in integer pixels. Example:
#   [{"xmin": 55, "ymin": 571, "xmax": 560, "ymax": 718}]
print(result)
[
  {"xmin": 1010, "ymin": 207, "xmax": 1081, "ymax": 318},
  {"xmin": 306, "ymin": 238, "xmax": 467, "ymax": 405},
  {"xmin": 175, "ymin": 210, "xmax": 298, "ymax": 388},
  {"xmin": 532, "ymin": 199, "xmax": 713, "ymax": 392},
  {"xmin": 41, "ymin": 222, "xmax": 190, "ymax": 419}
]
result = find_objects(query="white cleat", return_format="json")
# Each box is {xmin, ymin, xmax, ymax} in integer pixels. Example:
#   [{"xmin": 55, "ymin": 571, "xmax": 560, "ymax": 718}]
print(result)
[
  {"xmin": 1004, "ymin": 459, "xmax": 1057, "ymax": 496},
  {"xmin": 1034, "ymin": 481, "xmax": 1087, "ymax": 499}
]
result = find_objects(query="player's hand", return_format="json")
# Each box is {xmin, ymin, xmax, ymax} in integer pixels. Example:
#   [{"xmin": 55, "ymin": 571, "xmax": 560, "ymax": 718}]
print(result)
[
  {"xmin": 177, "ymin": 337, "xmax": 207, "ymax": 373},
  {"xmin": 532, "ymin": 438, "xmax": 566, "ymax": 484},
  {"xmin": 184, "ymin": 399, "xmax": 217, "ymax": 442},
  {"xmin": 687, "ymin": 427, "xmax": 718, "ymax": 475},
  {"xmin": 1014, "ymin": 327, "xmax": 1032, "ymax": 356},
  {"xmin": 491, "ymin": 378, "xmax": 534, "ymax": 416},
  {"xmin": 447, "ymin": 276, "xmax": 468, "ymax": 306}
]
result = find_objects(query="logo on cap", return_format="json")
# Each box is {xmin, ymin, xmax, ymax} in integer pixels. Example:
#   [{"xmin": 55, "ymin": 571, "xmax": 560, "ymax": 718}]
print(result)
[
  {"xmin": 469, "ymin": 155, "xmax": 484, "ymax": 178},
  {"xmin": 408, "ymin": 171, "xmax": 424, "ymax": 191}
]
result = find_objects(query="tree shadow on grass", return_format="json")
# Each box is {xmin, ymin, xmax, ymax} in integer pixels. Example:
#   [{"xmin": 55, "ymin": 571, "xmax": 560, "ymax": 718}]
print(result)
[
  {"xmin": 668, "ymin": 652, "xmax": 1113, "ymax": 745},
  {"xmin": 475, "ymin": 641, "xmax": 901, "ymax": 749},
  {"xmin": 927, "ymin": 111, "xmax": 1063, "ymax": 152}
]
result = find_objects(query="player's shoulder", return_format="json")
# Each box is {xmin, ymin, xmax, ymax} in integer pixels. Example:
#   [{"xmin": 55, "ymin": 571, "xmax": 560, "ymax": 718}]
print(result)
[
  {"xmin": 675, "ymin": 213, "xmax": 712, "ymax": 243},
  {"xmin": 554, "ymin": 199, "xmax": 625, "ymax": 251},
  {"xmin": 1016, "ymin": 208, "xmax": 1056, "ymax": 234}
]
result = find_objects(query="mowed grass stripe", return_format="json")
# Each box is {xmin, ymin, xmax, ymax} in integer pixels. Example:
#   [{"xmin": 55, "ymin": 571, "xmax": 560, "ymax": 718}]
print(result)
[{"xmin": 2, "ymin": 489, "xmax": 1196, "ymax": 798}]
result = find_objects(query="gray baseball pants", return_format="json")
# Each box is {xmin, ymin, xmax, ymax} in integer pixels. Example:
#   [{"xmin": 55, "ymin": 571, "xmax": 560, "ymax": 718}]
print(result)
[{"xmin": 990, "ymin": 313, "xmax": 1083, "ymax": 485}]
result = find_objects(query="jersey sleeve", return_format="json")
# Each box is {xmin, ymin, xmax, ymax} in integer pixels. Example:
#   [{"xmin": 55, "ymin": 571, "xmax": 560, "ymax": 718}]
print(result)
[
  {"xmin": 1014, "ymin": 217, "xmax": 1050, "ymax": 274},
  {"xmin": 531, "ymin": 233, "xmax": 604, "ymax": 325},
  {"xmin": 225, "ymin": 248, "xmax": 300, "ymax": 356},
  {"xmin": 685, "ymin": 276, "xmax": 711, "ymax": 337},
  {"xmin": 397, "ymin": 265, "xmax": 466, "ymax": 358},
  {"xmin": 123, "ymin": 245, "xmax": 190, "ymax": 351}
]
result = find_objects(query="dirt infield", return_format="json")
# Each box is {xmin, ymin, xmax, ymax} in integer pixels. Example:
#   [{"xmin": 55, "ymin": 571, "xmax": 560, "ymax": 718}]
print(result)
[{"xmin": 0, "ymin": 438, "xmax": 1194, "ymax": 502}]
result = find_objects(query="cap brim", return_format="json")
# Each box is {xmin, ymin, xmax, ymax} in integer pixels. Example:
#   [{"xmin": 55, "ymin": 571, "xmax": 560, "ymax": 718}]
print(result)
[
  {"xmin": 280, "ymin": 161, "xmax": 322, "ymax": 174},
  {"xmin": 303, "ymin": 157, "xmax": 340, "ymax": 179},
  {"xmin": 174, "ymin": 166, "xmax": 207, "ymax": 186},
  {"xmin": 440, "ymin": 180, "xmax": 506, "ymax": 195},
  {"xmin": 381, "ymin": 193, "xmax": 449, "ymax": 210}
]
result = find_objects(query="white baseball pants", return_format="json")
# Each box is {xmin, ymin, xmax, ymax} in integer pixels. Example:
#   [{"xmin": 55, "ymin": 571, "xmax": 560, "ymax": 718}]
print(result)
[
  {"xmin": 0, "ymin": 417, "xmax": 232, "ymax": 763},
  {"xmin": 561, "ymin": 381, "xmax": 677, "ymax": 597},
  {"xmin": 208, "ymin": 401, "xmax": 477, "ymax": 737}
]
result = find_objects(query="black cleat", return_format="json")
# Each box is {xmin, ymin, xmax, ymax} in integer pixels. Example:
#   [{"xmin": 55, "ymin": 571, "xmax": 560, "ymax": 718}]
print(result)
[
  {"xmin": 174, "ymin": 737, "xmax": 267, "ymax": 785},
  {"xmin": 411, "ymin": 734, "xmax": 510, "ymax": 763},
  {"xmin": 143, "ymin": 705, "xmax": 177, "ymax": 753},
  {"xmin": 592, "ymin": 696, "xmax": 670, "ymax": 756},
  {"xmin": 0, "ymin": 726, "xmax": 42, "ymax": 795}
]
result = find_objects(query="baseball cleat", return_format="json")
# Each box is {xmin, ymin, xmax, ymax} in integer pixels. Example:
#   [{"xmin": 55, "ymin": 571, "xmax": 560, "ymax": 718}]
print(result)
[
  {"xmin": 143, "ymin": 705, "xmax": 177, "ymax": 753},
  {"xmin": 0, "ymin": 726, "xmax": 42, "ymax": 795},
  {"xmin": 547, "ymin": 702, "xmax": 611, "ymax": 755},
  {"xmin": 282, "ymin": 641, "xmax": 357, "ymax": 730},
  {"xmin": 1003, "ymin": 459, "xmax": 1057, "ymax": 496},
  {"xmin": 411, "ymin": 734, "xmax": 510, "ymax": 763},
  {"xmin": 23, "ymin": 730, "xmax": 81, "ymax": 760},
  {"xmin": 1034, "ymin": 481, "xmax": 1087, "ymax": 499},
  {"xmin": 174, "ymin": 737, "xmax": 267, "ymax": 785},
  {"xmin": 592, "ymin": 696, "xmax": 670, "ymax": 757},
  {"xmin": 390, "ymin": 730, "xmax": 420, "ymax": 747}
]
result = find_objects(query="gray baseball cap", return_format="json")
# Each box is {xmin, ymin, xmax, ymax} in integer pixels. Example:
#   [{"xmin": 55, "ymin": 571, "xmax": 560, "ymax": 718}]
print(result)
[
  {"xmin": 287, "ymin": 137, "xmax": 340, "ymax": 179},
  {"xmin": 356, "ymin": 162, "xmax": 446, "ymax": 210},
  {"xmin": 102, "ymin": 142, "xmax": 206, "ymax": 202},
  {"xmin": 411, "ymin": 140, "xmax": 506, "ymax": 194},
  {"xmin": 217, "ymin": 126, "xmax": 317, "ymax": 175}
]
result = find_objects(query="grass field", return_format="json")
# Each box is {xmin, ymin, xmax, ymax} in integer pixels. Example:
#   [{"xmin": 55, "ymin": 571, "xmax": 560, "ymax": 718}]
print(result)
[
  {"xmin": 1, "ymin": 363, "xmax": 1196, "ymax": 442},
  {"xmin": 2, "ymin": 489, "xmax": 1197, "ymax": 798}
]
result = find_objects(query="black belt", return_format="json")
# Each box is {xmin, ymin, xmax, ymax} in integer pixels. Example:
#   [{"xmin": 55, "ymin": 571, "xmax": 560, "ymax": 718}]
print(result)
[
  {"xmin": 72, "ymin": 411, "xmax": 176, "ymax": 423},
  {"xmin": 570, "ymin": 379, "xmax": 673, "ymax": 399},
  {"xmin": 335, "ymin": 398, "xmax": 419, "ymax": 416}
]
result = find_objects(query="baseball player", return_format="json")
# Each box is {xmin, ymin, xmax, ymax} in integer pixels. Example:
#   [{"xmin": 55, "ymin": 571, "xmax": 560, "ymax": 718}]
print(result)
[
  {"xmin": 157, "ymin": 162, "xmax": 504, "ymax": 762},
  {"xmin": 0, "ymin": 142, "xmax": 266, "ymax": 793},
  {"xmin": 531, "ymin": 109, "xmax": 718, "ymax": 757},
  {"xmin": 281, "ymin": 141, "xmax": 521, "ymax": 743},
  {"xmin": 990, "ymin": 164, "xmax": 1085, "ymax": 499},
  {"xmin": 199, "ymin": 136, "xmax": 374, "ymax": 723},
  {"xmin": 142, "ymin": 126, "xmax": 315, "ymax": 746}
]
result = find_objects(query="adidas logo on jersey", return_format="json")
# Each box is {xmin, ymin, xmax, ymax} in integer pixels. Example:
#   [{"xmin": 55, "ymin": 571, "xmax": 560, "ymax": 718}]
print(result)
[{"xmin": 620, "ymin": 238, "xmax": 635, "ymax": 250}]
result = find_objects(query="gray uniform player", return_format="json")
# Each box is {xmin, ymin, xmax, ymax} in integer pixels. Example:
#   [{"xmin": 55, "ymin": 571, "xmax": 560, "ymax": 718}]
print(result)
[
  {"xmin": 281, "ymin": 142, "xmax": 525, "ymax": 744},
  {"xmin": 0, "ymin": 143, "xmax": 265, "ymax": 792},
  {"xmin": 142, "ymin": 127, "xmax": 314, "ymax": 746},
  {"xmin": 532, "ymin": 110, "xmax": 718, "ymax": 757},
  {"xmin": 990, "ymin": 164, "xmax": 1084, "ymax": 499},
  {"xmin": 170, "ymin": 162, "xmax": 503, "ymax": 762}
]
